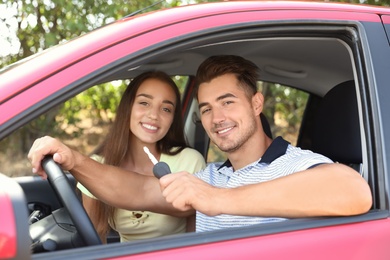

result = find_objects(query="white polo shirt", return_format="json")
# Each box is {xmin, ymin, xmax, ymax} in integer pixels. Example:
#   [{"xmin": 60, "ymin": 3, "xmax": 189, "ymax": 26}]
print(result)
[{"xmin": 194, "ymin": 136, "xmax": 333, "ymax": 232}]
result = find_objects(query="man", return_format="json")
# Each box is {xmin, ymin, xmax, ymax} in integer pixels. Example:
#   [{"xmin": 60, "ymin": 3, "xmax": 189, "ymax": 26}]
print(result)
[{"xmin": 28, "ymin": 55, "xmax": 372, "ymax": 232}]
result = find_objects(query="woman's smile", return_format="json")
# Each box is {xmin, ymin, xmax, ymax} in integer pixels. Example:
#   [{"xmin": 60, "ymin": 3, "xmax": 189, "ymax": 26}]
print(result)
[{"xmin": 141, "ymin": 122, "xmax": 159, "ymax": 132}]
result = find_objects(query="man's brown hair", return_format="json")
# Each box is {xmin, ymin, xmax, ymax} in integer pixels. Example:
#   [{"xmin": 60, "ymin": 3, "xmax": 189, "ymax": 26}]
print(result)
[{"xmin": 195, "ymin": 55, "xmax": 260, "ymax": 100}]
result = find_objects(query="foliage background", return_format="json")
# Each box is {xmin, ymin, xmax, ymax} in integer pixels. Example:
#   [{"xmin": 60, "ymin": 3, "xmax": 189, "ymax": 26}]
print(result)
[{"xmin": 0, "ymin": 0, "xmax": 389, "ymax": 176}]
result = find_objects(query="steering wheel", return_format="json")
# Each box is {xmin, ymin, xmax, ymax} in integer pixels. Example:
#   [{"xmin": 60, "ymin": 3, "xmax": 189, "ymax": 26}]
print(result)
[{"xmin": 41, "ymin": 156, "xmax": 101, "ymax": 246}]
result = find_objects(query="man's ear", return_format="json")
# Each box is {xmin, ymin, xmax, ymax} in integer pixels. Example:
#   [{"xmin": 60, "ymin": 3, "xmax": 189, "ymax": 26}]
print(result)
[{"xmin": 252, "ymin": 92, "xmax": 264, "ymax": 116}]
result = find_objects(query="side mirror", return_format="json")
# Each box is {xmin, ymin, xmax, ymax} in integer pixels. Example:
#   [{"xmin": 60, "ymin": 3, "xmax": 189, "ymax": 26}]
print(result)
[{"xmin": 0, "ymin": 173, "xmax": 31, "ymax": 260}]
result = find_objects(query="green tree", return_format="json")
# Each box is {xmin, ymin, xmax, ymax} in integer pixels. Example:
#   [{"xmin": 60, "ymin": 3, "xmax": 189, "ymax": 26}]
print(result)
[
  {"xmin": 261, "ymin": 82, "xmax": 309, "ymax": 144},
  {"xmin": 1, "ymin": 0, "xmax": 176, "ymax": 67},
  {"xmin": 0, "ymin": 0, "xmax": 200, "ymax": 173},
  {"xmin": 333, "ymin": 0, "xmax": 389, "ymax": 6}
]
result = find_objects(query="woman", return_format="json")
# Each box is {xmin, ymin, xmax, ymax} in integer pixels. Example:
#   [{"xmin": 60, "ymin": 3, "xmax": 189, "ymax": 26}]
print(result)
[{"xmin": 77, "ymin": 71, "xmax": 205, "ymax": 243}]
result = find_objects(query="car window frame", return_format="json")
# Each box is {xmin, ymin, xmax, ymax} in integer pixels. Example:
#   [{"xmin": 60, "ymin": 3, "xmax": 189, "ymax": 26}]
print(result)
[{"xmin": 2, "ymin": 14, "xmax": 389, "ymax": 258}]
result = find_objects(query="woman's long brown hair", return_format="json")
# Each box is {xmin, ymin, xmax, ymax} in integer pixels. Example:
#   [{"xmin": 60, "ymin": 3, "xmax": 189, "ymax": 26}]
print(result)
[{"xmin": 91, "ymin": 71, "xmax": 189, "ymax": 239}]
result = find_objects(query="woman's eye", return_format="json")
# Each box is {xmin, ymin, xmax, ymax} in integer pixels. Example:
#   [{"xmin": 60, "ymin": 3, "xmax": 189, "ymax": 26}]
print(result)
[
  {"xmin": 139, "ymin": 101, "xmax": 148, "ymax": 106},
  {"xmin": 162, "ymin": 107, "xmax": 172, "ymax": 113}
]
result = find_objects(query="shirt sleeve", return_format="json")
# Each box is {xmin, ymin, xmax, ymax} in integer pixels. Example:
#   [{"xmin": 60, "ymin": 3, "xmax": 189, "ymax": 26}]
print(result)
[{"xmin": 283, "ymin": 146, "xmax": 333, "ymax": 173}]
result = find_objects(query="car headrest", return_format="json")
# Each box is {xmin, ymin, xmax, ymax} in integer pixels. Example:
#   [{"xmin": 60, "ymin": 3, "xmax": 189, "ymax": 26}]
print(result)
[{"xmin": 311, "ymin": 80, "xmax": 362, "ymax": 164}]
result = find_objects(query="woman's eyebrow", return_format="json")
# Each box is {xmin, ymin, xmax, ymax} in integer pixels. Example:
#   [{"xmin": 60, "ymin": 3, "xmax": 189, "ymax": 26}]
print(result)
[
  {"xmin": 163, "ymin": 100, "xmax": 175, "ymax": 107},
  {"xmin": 136, "ymin": 93, "xmax": 153, "ymax": 99},
  {"xmin": 136, "ymin": 93, "xmax": 175, "ymax": 107}
]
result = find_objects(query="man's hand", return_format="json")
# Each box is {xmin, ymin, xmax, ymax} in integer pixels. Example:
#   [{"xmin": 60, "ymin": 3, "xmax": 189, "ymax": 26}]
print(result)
[
  {"xmin": 159, "ymin": 172, "xmax": 224, "ymax": 216},
  {"xmin": 27, "ymin": 136, "xmax": 76, "ymax": 178}
]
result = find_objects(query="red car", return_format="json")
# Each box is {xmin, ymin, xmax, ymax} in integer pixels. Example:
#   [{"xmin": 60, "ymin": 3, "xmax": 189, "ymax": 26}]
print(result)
[{"xmin": 1, "ymin": 1, "xmax": 390, "ymax": 259}]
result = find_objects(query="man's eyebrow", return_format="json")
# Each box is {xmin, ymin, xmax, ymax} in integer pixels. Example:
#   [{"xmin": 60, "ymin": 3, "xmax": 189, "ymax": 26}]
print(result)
[
  {"xmin": 198, "ymin": 93, "xmax": 237, "ymax": 109},
  {"xmin": 136, "ymin": 93, "xmax": 175, "ymax": 107},
  {"xmin": 217, "ymin": 93, "xmax": 237, "ymax": 101}
]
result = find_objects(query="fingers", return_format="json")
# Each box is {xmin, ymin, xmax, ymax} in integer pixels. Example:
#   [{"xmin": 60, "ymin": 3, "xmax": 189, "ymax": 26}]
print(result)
[
  {"xmin": 28, "ymin": 136, "xmax": 49, "ymax": 178},
  {"xmin": 160, "ymin": 172, "xmax": 217, "ymax": 215},
  {"xmin": 163, "ymin": 172, "xmax": 223, "ymax": 215},
  {"xmin": 159, "ymin": 171, "xmax": 183, "ymax": 190},
  {"xmin": 52, "ymin": 153, "xmax": 63, "ymax": 164},
  {"xmin": 27, "ymin": 136, "xmax": 70, "ymax": 179},
  {"xmin": 160, "ymin": 172, "xmax": 194, "ymax": 211}
]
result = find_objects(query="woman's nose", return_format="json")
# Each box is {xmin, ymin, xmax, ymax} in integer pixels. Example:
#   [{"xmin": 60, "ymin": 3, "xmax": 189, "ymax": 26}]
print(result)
[{"xmin": 147, "ymin": 106, "xmax": 158, "ymax": 120}]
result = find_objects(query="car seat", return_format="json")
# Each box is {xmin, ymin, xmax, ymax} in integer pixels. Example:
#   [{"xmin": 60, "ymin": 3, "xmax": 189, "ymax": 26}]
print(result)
[{"xmin": 311, "ymin": 80, "xmax": 362, "ymax": 174}]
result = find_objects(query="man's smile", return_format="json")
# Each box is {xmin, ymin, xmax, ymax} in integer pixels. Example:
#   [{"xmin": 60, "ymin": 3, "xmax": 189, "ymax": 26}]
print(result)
[{"xmin": 217, "ymin": 126, "xmax": 234, "ymax": 135}]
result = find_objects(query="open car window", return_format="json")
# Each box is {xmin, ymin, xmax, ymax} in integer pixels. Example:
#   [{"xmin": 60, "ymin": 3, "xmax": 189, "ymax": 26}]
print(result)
[{"xmin": 2, "ymin": 2, "xmax": 390, "ymax": 257}]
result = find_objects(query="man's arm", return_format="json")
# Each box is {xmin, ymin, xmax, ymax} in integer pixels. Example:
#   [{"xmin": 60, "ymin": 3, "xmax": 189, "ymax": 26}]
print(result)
[
  {"xmin": 160, "ymin": 163, "xmax": 372, "ymax": 217},
  {"xmin": 28, "ymin": 136, "xmax": 193, "ymax": 217}
]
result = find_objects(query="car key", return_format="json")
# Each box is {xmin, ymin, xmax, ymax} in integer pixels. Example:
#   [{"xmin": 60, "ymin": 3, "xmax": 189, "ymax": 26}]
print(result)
[{"xmin": 143, "ymin": 146, "xmax": 171, "ymax": 179}]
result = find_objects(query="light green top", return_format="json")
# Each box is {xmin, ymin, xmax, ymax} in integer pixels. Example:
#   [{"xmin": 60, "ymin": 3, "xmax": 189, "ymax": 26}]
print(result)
[{"xmin": 77, "ymin": 147, "xmax": 205, "ymax": 242}]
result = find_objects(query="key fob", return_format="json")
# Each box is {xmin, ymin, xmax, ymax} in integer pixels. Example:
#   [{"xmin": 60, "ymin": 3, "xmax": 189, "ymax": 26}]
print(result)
[{"xmin": 153, "ymin": 162, "xmax": 171, "ymax": 179}]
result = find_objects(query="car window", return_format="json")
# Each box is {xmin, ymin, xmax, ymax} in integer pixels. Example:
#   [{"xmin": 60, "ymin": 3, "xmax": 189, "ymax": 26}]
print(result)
[
  {"xmin": 0, "ymin": 76, "xmax": 189, "ymax": 178},
  {"xmin": 206, "ymin": 81, "xmax": 309, "ymax": 163}
]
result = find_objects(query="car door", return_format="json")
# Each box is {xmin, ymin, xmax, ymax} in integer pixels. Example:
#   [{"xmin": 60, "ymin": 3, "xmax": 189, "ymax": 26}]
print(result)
[{"xmin": 1, "ymin": 3, "xmax": 390, "ymax": 260}]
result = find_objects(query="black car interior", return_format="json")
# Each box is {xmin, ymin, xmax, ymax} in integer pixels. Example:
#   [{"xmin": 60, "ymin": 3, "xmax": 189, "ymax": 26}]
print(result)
[{"xmin": 310, "ymin": 80, "xmax": 362, "ymax": 174}]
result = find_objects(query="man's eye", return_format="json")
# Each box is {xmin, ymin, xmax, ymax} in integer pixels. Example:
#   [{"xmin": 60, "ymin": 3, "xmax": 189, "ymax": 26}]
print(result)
[
  {"xmin": 224, "ymin": 100, "xmax": 233, "ymax": 105},
  {"xmin": 201, "ymin": 108, "xmax": 210, "ymax": 114}
]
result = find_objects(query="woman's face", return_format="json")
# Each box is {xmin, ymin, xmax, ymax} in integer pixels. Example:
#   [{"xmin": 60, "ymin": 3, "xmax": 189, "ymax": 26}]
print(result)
[{"xmin": 130, "ymin": 78, "xmax": 176, "ymax": 145}]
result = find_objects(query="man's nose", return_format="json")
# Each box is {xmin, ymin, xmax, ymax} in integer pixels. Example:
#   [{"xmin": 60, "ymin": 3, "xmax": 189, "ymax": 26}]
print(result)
[{"xmin": 211, "ymin": 108, "xmax": 226, "ymax": 124}]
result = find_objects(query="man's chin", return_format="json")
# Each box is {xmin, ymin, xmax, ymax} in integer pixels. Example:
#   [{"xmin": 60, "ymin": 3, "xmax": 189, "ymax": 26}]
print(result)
[{"xmin": 216, "ymin": 143, "xmax": 240, "ymax": 153}]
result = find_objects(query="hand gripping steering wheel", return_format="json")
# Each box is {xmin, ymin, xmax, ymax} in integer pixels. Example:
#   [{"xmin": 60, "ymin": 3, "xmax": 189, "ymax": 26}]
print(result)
[{"xmin": 41, "ymin": 156, "xmax": 101, "ymax": 246}]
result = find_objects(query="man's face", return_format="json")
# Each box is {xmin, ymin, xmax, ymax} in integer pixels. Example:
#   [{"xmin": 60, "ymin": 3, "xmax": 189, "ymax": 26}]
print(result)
[{"xmin": 197, "ymin": 74, "xmax": 260, "ymax": 153}]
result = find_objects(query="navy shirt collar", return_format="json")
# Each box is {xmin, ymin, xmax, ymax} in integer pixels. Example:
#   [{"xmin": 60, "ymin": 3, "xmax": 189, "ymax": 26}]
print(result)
[{"xmin": 218, "ymin": 136, "xmax": 290, "ymax": 170}]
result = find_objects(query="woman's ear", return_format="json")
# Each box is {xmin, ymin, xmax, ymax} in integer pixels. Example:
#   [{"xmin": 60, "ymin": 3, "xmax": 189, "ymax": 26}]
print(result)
[{"xmin": 252, "ymin": 92, "xmax": 264, "ymax": 116}]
